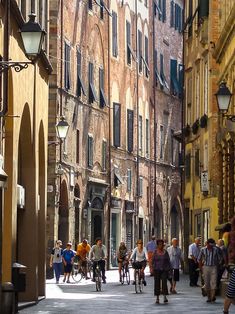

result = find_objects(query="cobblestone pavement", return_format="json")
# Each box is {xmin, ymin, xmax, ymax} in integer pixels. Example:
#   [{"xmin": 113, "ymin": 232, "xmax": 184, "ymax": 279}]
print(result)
[{"xmin": 19, "ymin": 268, "xmax": 228, "ymax": 314}]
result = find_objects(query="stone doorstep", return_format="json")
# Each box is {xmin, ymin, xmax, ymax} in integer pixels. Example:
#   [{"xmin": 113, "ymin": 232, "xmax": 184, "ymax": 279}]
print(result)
[{"xmin": 18, "ymin": 296, "xmax": 45, "ymax": 311}]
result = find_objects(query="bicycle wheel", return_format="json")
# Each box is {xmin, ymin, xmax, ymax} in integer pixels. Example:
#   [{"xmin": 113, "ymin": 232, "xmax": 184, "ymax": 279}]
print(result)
[
  {"xmin": 121, "ymin": 267, "xmax": 125, "ymax": 285},
  {"xmin": 72, "ymin": 264, "xmax": 82, "ymax": 283},
  {"xmin": 134, "ymin": 270, "xmax": 139, "ymax": 293},
  {"xmin": 96, "ymin": 271, "xmax": 102, "ymax": 292},
  {"xmin": 87, "ymin": 261, "xmax": 92, "ymax": 279},
  {"xmin": 125, "ymin": 268, "xmax": 130, "ymax": 285}
]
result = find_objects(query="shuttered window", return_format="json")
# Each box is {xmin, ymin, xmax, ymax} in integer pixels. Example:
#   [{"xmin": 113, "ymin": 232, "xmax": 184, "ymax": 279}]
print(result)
[
  {"xmin": 139, "ymin": 177, "xmax": 143, "ymax": 197},
  {"xmin": 139, "ymin": 115, "xmax": 143, "ymax": 155},
  {"xmin": 195, "ymin": 149, "xmax": 200, "ymax": 177},
  {"xmin": 138, "ymin": 30, "xmax": 142, "ymax": 73},
  {"xmin": 127, "ymin": 169, "xmax": 132, "ymax": 192},
  {"xmin": 112, "ymin": 11, "xmax": 118, "ymax": 57},
  {"xmin": 162, "ymin": 0, "xmax": 166, "ymax": 22},
  {"xmin": 185, "ymin": 153, "xmax": 191, "ymax": 179},
  {"xmin": 76, "ymin": 49, "xmax": 86, "ymax": 97},
  {"xmin": 126, "ymin": 21, "xmax": 131, "ymax": 65},
  {"xmin": 76, "ymin": 130, "xmax": 79, "ymax": 164},
  {"xmin": 158, "ymin": 0, "xmax": 162, "ymax": 20},
  {"xmin": 88, "ymin": 135, "xmax": 93, "ymax": 168},
  {"xmin": 160, "ymin": 125, "xmax": 164, "ymax": 159},
  {"xmin": 170, "ymin": 59, "xmax": 179, "ymax": 95},
  {"xmin": 88, "ymin": 0, "xmax": 92, "ymax": 10},
  {"xmin": 64, "ymin": 42, "xmax": 71, "ymax": 90},
  {"xmin": 88, "ymin": 62, "xmax": 98, "ymax": 103},
  {"xmin": 178, "ymin": 64, "xmax": 184, "ymax": 98},
  {"xmin": 160, "ymin": 54, "xmax": 169, "ymax": 90},
  {"xmin": 146, "ymin": 119, "xmax": 149, "ymax": 156},
  {"xmin": 198, "ymin": 0, "xmax": 209, "ymax": 21},
  {"xmin": 99, "ymin": 68, "xmax": 107, "ymax": 108},
  {"xmin": 127, "ymin": 109, "xmax": 134, "ymax": 153},
  {"xmin": 113, "ymin": 103, "xmax": 121, "ymax": 147},
  {"xmin": 144, "ymin": 36, "xmax": 149, "ymax": 77},
  {"xmin": 100, "ymin": 0, "xmax": 104, "ymax": 19},
  {"xmin": 102, "ymin": 140, "xmax": 107, "ymax": 170},
  {"xmin": 188, "ymin": 0, "xmax": 193, "ymax": 37},
  {"xmin": 170, "ymin": 1, "xmax": 174, "ymax": 27}
]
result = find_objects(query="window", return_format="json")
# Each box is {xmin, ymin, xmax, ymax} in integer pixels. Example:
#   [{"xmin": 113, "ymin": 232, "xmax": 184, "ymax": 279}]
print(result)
[
  {"xmin": 100, "ymin": 0, "xmax": 104, "ymax": 19},
  {"xmin": 178, "ymin": 64, "xmax": 184, "ymax": 98},
  {"xmin": 175, "ymin": 4, "xmax": 182, "ymax": 32},
  {"xmin": 162, "ymin": 0, "xmax": 166, "ymax": 22},
  {"xmin": 160, "ymin": 125, "xmax": 164, "ymax": 159},
  {"xmin": 127, "ymin": 169, "xmax": 132, "ymax": 192},
  {"xmin": 64, "ymin": 42, "xmax": 71, "ymax": 90},
  {"xmin": 160, "ymin": 54, "xmax": 169, "ymax": 90},
  {"xmin": 185, "ymin": 153, "xmax": 191, "ymax": 179},
  {"xmin": 113, "ymin": 103, "xmax": 121, "ymax": 147},
  {"xmin": 126, "ymin": 21, "xmax": 131, "ymax": 65},
  {"xmin": 170, "ymin": 1, "xmax": 174, "ymax": 27},
  {"xmin": 88, "ymin": 62, "xmax": 98, "ymax": 103},
  {"xmin": 155, "ymin": 50, "xmax": 164, "ymax": 88},
  {"xmin": 204, "ymin": 62, "xmax": 208, "ymax": 114},
  {"xmin": 139, "ymin": 177, "xmax": 143, "ymax": 197},
  {"xmin": 102, "ymin": 140, "xmax": 107, "ymax": 170},
  {"xmin": 112, "ymin": 11, "xmax": 118, "ymax": 57},
  {"xmin": 195, "ymin": 72, "xmax": 200, "ymax": 119},
  {"xmin": 76, "ymin": 130, "xmax": 79, "ymax": 164},
  {"xmin": 158, "ymin": 0, "xmax": 162, "ymax": 20},
  {"xmin": 99, "ymin": 68, "xmax": 107, "ymax": 108},
  {"xmin": 195, "ymin": 149, "xmax": 200, "ymax": 177},
  {"xmin": 138, "ymin": 30, "xmax": 142, "ymax": 73},
  {"xmin": 188, "ymin": 0, "xmax": 193, "ymax": 37},
  {"xmin": 144, "ymin": 36, "xmax": 149, "ymax": 77},
  {"xmin": 88, "ymin": 135, "xmax": 93, "ymax": 168},
  {"xmin": 146, "ymin": 119, "xmax": 149, "ymax": 156},
  {"xmin": 194, "ymin": 213, "xmax": 201, "ymax": 237},
  {"xmin": 76, "ymin": 49, "xmax": 86, "ymax": 97},
  {"xmin": 88, "ymin": 0, "xmax": 92, "ymax": 10},
  {"xmin": 127, "ymin": 109, "xmax": 134, "ymax": 153},
  {"xmin": 139, "ymin": 115, "xmax": 143, "ymax": 155},
  {"xmin": 170, "ymin": 59, "xmax": 179, "ymax": 95}
]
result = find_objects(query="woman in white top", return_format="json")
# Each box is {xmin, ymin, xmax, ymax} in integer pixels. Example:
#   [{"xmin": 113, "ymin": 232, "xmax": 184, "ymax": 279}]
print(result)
[{"xmin": 130, "ymin": 239, "xmax": 148, "ymax": 286}]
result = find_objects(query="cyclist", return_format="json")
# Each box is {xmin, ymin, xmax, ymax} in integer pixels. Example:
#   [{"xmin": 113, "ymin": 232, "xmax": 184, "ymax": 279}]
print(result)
[
  {"xmin": 117, "ymin": 242, "xmax": 129, "ymax": 282},
  {"xmin": 76, "ymin": 239, "xmax": 91, "ymax": 280},
  {"xmin": 89, "ymin": 238, "xmax": 107, "ymax": 284},
  {"xmin": 130, "ymin": 239, "xmax": 148, "ymax": 286}
]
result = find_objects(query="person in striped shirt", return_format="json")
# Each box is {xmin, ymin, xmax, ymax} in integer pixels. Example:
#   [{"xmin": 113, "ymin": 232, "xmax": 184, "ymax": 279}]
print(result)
[
  {"xmin": 198, "ymin": 238, "xmax": 223, "ymax": 303},
  {"xmin": 223, "ymin": 268, "xmax": 235, "ymax": 314}
]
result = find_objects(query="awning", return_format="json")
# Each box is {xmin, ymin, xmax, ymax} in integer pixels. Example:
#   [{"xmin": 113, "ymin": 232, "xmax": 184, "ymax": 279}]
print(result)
[
  {"xmin": 88, "ymin": 177, "xmax": 109, "ymax": 186},
  {"xmin": 114, "ymin": 168, "xmax": 124, "ymax": 185}
]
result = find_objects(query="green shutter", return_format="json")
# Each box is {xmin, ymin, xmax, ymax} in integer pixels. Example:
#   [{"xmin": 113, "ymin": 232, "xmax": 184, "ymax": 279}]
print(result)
[{"xmin": 198, "ymin": 0, "xmax": 209, "ymax": 19}]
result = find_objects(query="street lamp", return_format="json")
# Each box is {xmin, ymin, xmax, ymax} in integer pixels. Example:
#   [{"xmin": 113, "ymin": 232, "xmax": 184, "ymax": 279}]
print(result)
[
  {"xmin": 56, "ymin": 117, "xmax": 69, "ymax": 140},
  {"xmin": 216, "ymin": 82, "xmax": 234, "ymax": 120},
  {"xmin": 0, "ymin": 13, "xmax": 45, "ymax": 73}
]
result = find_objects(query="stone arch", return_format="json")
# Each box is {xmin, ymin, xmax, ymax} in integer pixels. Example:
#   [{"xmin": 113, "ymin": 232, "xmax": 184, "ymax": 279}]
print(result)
[
  {"xmin": 58, "ymin": 180, "xmax": 69, "ymax": 245},
  {"xmin": 154, "ymin": 194, "xmax": 163, "ymax": 238}
]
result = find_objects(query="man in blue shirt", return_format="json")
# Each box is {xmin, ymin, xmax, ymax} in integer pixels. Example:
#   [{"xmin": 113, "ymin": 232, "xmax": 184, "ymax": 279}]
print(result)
[
  {"xmin": 62, "ymin": 242, "xmax": 75, "ymax": 283},
  {"xmin": 188, "ymin": 237, "xmax": 201, "ymax": 287},
  {"xmin": 146, "ymin": 235, "xmax": 156, "ymax": 276}
]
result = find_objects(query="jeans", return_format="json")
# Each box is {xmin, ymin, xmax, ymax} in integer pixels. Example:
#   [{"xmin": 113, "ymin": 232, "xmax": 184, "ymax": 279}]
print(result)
[{"xmin": 53, "ymin": 262, "xmax": 62, "ymax": 281}]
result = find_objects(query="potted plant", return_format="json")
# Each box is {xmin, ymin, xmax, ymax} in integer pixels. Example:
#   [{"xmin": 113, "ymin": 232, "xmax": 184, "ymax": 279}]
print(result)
[
  {"xmin": 200, "ymin": 114, "xmax": 208, "ymax": 128},
  {"xmin": 183, "ymin": 124, "xmax": 191, "ymax": 137},
  {"xmin": 192, "ymin": 119, "xmax": 199, "ymax": 134}
]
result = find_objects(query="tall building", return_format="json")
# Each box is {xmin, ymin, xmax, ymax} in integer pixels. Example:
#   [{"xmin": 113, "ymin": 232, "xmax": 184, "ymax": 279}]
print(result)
[{"xmin": 0, "ymin": 0, "xmax": 51, "ymax": 304}]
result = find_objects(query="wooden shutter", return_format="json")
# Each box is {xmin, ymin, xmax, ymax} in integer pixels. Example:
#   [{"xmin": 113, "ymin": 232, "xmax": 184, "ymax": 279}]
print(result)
[
  {"xmin": 126, "ymin": 21, "xmax": 131, "ymax": 65},
  {"xmin": 144, "ymin": 36, "xmax": 149, "ymax": 77},
  {"xmin": 170, "ymin": 59, "xmax": 179, "ymax": 94},
  {"xmin": 102, "ymin": 140, "xmax": 107, "ymax": 170},
  {"xmin": 139, "ymin": 115, "xmax": 143, "ymax": 154},
  {"xmin": 76, "ymin": 130, "xmax": 79, "ymax": 164},
  {"xmin": 146, "ymin": 119, "xmax": 149, "ymax": 155},
  {"xmin": 127, "ymin": 109, "xmax": 134, "ymax": 152},
  {"xmin": 138, "ymin": 30, "xmax": 142, "ymax": 72},
  {"xmin": 88, "ymin": 135, "xmax": 93, "ymax": 167},
  {"xmin": 195, "ymin": 149, "xmax": 200, "ymax": 176},
  {"xmin": 198, "ymin": 0, "xmax": 209, "ymax": 20},
  {"xmin": 158, "ymin": 0, "xmax": 162, "ymax": 20},
  {"xmin": 112, "ymin": 12, "xmax": 118, "ymax": 57},
  {"xmin": 64, "ymin": 42, "xmax": 71, "ymax": 90},
  {"xmin": 113, "ymin": 103, "xmax": 121, "ymax": 147},
  {"xmin": 170, "ymin": 1, "xmax": 174, "ymax": 27},
  {"xmin": 127, "ymin": 169, "xmax": 132, "ymax": 192},
  {"xmin": 160, "ymin": 53, "xmax": 164, "ymax": 88},
  {"xmin": 99, "ymin": 68, "xmax": 106, "ymax": 108},
  {"xmin": 162, "ymin": 0, "xmax": 166, "ymax": 22},
  {"xmin": 185, "ymin": 153, "xmax": 191, "ymax": 178}
]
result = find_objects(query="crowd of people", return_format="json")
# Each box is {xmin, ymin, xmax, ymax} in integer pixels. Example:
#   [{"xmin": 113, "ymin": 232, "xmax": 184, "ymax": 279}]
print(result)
[{"xmin": 50, "ymin": 233, "xmax": 235, "ymax": 312}]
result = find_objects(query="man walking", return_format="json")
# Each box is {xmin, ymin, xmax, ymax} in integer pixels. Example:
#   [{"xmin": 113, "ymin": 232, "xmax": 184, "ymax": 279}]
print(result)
[
  {"xmin": 198, "ymin": 238, "xmax": 222, "ymax": 303},
  {"xmin": 146, "ymin": 235, "xmax": 156, "ymax": 276},
  {"xmin": 188, "ymin": 237, "xmax": 201, "ymax": 287},
  {"xmin": 167, "ymin": 238, "xmax": 184, "ymax": 293}
]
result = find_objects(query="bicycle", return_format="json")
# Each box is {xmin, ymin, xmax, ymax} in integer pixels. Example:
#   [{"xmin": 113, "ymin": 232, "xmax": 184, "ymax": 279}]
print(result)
[
  {"xmin": 93, "ymin": 260, "xmax": 104, "ymax": 292},
  {"xmin": 72, "ymin": 259, "xmax": 92, "ymax": 283},
  {"xmin": 132, "ymin": 263, "xmax": 144, "ymax": 293},
  {"xmin": 120, "ymin": 259, "xmax": 130, "ymax": 285}
]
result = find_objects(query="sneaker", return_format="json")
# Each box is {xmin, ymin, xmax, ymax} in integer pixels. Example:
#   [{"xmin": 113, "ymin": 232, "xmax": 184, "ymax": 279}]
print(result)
[
  {"xmin": 143, "ymin": 280, "xmax": 147, "ymax": 286},
  {"xmin": 206, "ymin": 299, "xmax": 211, "ymax": 303},
  {"xmin": 67, "ymin": 280, "xmax": 70, "ymax": 283},
  {"xmin": 211, "ymin": 297, "xmax": 216, "ymax": 302},
  {"xmin": 63, "ymin": 278, "xmax": 66, "ymax": 282},
  {"xmin": 119, "ymin": 277, "xmax": 122, "ymax": 283},
  {"xmin": 132, "ymin": 281, "xmax": 136, "ymax": 285},
  {"xmin": 102, "ymin": 279, "xmax": 106, "ymax": 284},
  {"xmin": 164, "ymin": 297, "xmax": 168, "ymax": 303}
]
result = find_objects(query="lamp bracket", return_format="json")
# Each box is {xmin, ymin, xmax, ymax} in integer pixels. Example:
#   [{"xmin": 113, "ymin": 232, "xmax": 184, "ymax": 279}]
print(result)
[
  {"xmin": 223, "ymin": 113, "xmax": 235, "ymax": 122},
  {"xmin": 0, "ymin": 61, "xmax": 33, "ymax": 73}
]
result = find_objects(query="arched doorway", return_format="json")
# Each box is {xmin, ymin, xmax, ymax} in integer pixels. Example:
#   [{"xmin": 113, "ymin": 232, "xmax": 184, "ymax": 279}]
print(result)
[
  {"xmin": 58, "ymin": 180, "xmax": 69, "ymax": 245},
  {"xmin": 154, "ymin": 195, "xmax": 163, "ymax": 238},
  {"xmin": 74, "ymin": 184, "xmax": 81, "ymax": 245},
  {"xmin": 91, "ymin": 197, "xmax": 103, "ymax": 245}
]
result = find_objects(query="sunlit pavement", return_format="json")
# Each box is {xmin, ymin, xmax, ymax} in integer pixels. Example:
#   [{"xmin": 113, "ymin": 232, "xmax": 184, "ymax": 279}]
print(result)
[{"xmin": 19, "ymin": 268, "xmax": 227, "ymax": 313}]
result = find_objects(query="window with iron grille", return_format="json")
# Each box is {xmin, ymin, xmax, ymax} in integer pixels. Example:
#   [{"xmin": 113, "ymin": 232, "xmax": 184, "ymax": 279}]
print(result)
[
  {"xmin": 127, "ymin": 109, "xmax": 134, "ymax": 153},
  {"xmin": 113, "ymin": 103, "xmax": 121, "ymax": 147}
]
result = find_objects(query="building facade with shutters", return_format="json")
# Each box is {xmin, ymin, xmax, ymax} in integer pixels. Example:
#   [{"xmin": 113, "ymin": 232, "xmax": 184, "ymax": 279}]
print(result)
[
  {"xmin": 183, "ymin": 0, "xmax": 222, "ymax": 245},
  {"xmin": 150, "ymin": 0, "xmax": 183, "ymax": 246},
  {"xmin": 0, "ymin": 0, "xmax": 51, "ymax": 303}
]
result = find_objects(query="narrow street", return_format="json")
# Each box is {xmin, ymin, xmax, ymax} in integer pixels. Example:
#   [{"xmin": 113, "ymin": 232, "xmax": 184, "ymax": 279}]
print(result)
[{"xmin": 19, "ymin": 268, "xmax": 225, "ymax": 314}]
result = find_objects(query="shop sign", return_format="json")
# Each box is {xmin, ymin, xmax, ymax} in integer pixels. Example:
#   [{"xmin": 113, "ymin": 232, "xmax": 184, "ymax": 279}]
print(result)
[
  {"xmin": 125, "ymin": 200, "xmax": 135, "ymax": 213},
  {"xmin": 201, "ymin": 171, "xmax": 209, "ymax": 192},
  {"xmin": 111, "ymin": 197, "xmax": 121, "ymax": 208}
]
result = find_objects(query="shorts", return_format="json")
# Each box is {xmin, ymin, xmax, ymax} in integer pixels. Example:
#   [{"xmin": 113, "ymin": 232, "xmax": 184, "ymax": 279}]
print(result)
[
  {"xmin": 172, "ymin": 269, "xmax": 180, "ymax": 281},
  {"xmin": 64, "ymin": 263, "xmax": 72, "ymax": 273},
  {"xmin": 132, "ymin": 261, "xmax": 146, "ymax": 269}
]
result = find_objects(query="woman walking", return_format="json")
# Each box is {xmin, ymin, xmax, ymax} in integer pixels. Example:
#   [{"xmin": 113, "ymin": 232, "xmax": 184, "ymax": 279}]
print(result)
[
  {"xmin": 152, "ymin": 239, "xmax": 172, "ymax": 304},
  {"xmin": 50, "ymin": 240, "xmax": 63, "ymax": 284}
]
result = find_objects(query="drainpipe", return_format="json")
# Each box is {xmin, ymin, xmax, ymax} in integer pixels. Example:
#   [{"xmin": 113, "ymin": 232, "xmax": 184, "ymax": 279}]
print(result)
[
  {"xmin": 135, "ymin": 0, "xmax": 139, "ymax": 241},
  {"xmin": 152, "ymin": 0, "xmax": 157, "ymax": 237},
  {"xmin": 107, "ymin": 0, "xmax": 111, "ymax": 270}
]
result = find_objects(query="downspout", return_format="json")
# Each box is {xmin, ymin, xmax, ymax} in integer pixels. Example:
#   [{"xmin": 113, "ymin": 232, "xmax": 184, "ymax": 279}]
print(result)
[
  {"xmin": 135, "ymin": 0, "xmax": 139, "ymax": 240},
  {"xmin": 0, "ymin": 0, "xmax": 10, "ymax": 118},
  {"xmin": 107, "ymin": 0, "xmax": 111, "ymax": 270},
  {"xmin": 152, "ymin": 0, "xmax": 157, "ymax": 236}
]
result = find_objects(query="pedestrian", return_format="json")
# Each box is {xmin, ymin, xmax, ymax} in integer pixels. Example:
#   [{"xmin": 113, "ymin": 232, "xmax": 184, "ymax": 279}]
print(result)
[
  {"xmin": 50, "ymin": 240, "xmax": 63, "ymax": 284},
  {"xmin": 223, "ymin": 268, "xmax": 235, "ymax": 314},
  {"xmin": 76, "ymin": 239, "xmax": 91, "ymax": 279},
  {"xmin": 216, "ymin": 239, "xmax": 228, "ymax": 292},
  {"xmin": 167, "ymin": 238, "xmax": 184, "ymax": 294},
  {"xmin": 152, "ymin": 239, "xmax": 172, "ymax": 304},
  {"xmin": 146, "ymin": 235, "xmax": 156, "ymax": 276},
  {"xmin": 89, "ymin": 238, "xmax": 107, "ymax": 283},
  {"xmin": 188, "ymin": 237, "xmax": 201, "ymax": 287},
  {"xmin": 130, "ymin": 239, "xmax": 148, "ymax": 286},
  {"xmin": 62, "ymin": 242, "xmax": 75, "ymax": 283},
  {"xmin": 198, "ymin": 238, "xmax": 223, "ymax": 303},
  {"xmin": 117, "ymin": 242, "xmax": 129, "ymax": 282}
]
